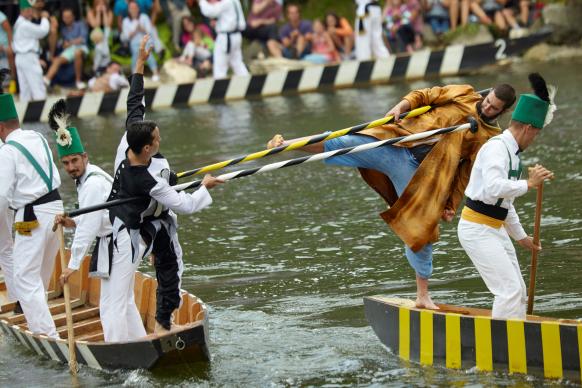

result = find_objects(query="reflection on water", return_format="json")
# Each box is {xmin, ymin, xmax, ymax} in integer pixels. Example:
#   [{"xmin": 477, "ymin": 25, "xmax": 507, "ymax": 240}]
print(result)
[{"xmin": 3, "ymin": 59, "xmax": 582, "ymax": 386}]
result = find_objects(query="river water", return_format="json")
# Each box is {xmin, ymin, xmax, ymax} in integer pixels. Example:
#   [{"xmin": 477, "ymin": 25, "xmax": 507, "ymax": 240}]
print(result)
[{"xmin": 1, "ymin": 59, "xmax": 581, "ymax": 387}]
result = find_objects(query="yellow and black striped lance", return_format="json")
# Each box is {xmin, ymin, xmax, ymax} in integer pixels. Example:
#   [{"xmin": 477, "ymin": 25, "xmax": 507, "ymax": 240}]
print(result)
[{"xmin": 176, "ymin": 105, "xmax": 432, "ymax": 179}]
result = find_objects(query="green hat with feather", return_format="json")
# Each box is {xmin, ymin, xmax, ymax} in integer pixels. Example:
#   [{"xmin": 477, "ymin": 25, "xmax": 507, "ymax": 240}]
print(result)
[{"xmin": 48, "ymin": 99, "xmax": 85, "ymax": 158}]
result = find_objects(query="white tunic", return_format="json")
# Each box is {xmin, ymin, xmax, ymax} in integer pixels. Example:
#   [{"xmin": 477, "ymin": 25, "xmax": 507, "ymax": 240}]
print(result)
[
  {"xmin": 199, "ymin": 0, "xmax": 246, "ymax": 33},
  {"xmin": 0, "ymin": 129, "xmax": 61, "ymax": 211},
  {"xmin": 69, "ymin": 163, "xmax": 113, "ymax": 270},
  {"xmin": 464, "ymin": 130, "xmax": 528, "ymax": 240},
  {"xmin": 12, "ymin": 15, "xmax": 49, "ymax": 54}
]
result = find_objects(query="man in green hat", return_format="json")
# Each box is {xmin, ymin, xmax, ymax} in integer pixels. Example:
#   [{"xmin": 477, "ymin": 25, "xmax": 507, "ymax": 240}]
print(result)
[
  {"xmin": 13, "ymin": 0, "xmax": 50, "ymax": 102},
  {"xmin": 457, "ymin": 73, "xmax": 556, "ymax": 319},
  {"xmin": 0, "ymin": 92, "xmax": 63, "ymax": 338},
  {"xmin": 51, "ymin": 101, "xmax": 147, "ymax": 342}
]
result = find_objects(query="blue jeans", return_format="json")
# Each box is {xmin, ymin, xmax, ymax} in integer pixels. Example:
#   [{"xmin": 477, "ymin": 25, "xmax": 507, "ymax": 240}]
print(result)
[{"xmin": 324, "ymin": 135, "xmax": 434, "ymax": 278}]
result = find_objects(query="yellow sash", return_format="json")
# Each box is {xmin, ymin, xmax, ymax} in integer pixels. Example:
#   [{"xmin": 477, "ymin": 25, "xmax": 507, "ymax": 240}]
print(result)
[{"xmin": 461, "ymin": 207, "xmax": 504, "ymax": 229}]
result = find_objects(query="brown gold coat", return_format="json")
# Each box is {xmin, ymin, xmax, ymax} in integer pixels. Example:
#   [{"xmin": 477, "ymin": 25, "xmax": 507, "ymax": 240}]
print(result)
[{"xmin": 357, "ymin": 85, "xmax": 503, "ymax": 251}]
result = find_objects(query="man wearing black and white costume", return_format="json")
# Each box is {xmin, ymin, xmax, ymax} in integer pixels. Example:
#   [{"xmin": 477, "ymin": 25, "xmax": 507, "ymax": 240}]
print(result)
[
  {"xmin": 52, "ymin": 102, "xmax": 147, "ymax": 342},
  {"xmin": 354, "ymin": 0, "xmax": 389, "ymax": 60},
  {"xmin": 110, "ymin": 35, "xmax": 224, "ymax": 333},
  {"xmin": 0, "ymin": 92, "xmax": 62, "ymax": 338}
]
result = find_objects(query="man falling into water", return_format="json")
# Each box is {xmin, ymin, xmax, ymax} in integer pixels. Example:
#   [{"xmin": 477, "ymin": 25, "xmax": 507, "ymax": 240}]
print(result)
[{"xmin": 268, "ymin": 83, "xmax": 516, "ymax": 309}]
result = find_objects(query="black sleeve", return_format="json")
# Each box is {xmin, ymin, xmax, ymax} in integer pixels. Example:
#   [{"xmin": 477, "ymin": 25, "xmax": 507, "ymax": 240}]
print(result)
[{"xmin": 125, "ymin": 73, "xmax": 146, "ymax": 130}]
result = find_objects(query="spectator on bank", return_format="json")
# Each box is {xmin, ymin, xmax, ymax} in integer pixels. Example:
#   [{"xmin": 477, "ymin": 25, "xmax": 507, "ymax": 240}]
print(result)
[
  {"xmin": 0, "ymin": 9, "xmax": 16, "ymax": 92},
  {"xmin": 355, "ymin": 0, "xmax": 388, "ymax": 60},
  {"xmin": 469, "ymin": 0, "xmax": 497, "ymax": 27},
  {"xmin": 87, "ymin": 0, "xmax": 114, "ymax": 30},
  {"xmin": 114, "ymin": 0, "xmax": 162, "ymax": 30},
  {"xmin": 324, "ymin": 12, "xmax": 354, "ymax": 59},
  {"xmin": 406, "ymin": 0, "xmax": 424, "ymax": 49},
  {"xmin": 178, "ymin": 26, "xmax": 212, "ymax": 77},
  {"xmin": 279, "ymin": 4, "xmax": 313, "ymax": 59},
  {"xmin": 423, "ymin": 0, "xmax": 451, "ymax": 35},
  {"xmin": 244, "ymin": 0, "xmax": 283, "ymax": 58},
  {"xmin": 501, "ymin": 0, "xmax": 529, "ymax": 33},
  {"xmin": 91, "ymin": 27, "xmax": 111, "ymax": 73},
  {"xmin": 160, "ymin": 0, "xmax": 192, "ymax": 51},
  {"xmin": 303, "ymin": 19, "xmax": 339, "ymax": 64},
  {"xmin": 180, "ymin": 16, "xmax": 214, "ymax": 50},
  {"xmin": 87, "ymin": 61, "xmax": 129, "ymax": 92},
  {"xmin": 384, "ymin": 0, "xmax": 416, "ymax": 53},
  {"xmin": 121, "ymin": 0, "xmax": 160, "ymax": 80},
  {"xmin": 43, "ymin": 8, "xmax": 89, "ymax": 90}
]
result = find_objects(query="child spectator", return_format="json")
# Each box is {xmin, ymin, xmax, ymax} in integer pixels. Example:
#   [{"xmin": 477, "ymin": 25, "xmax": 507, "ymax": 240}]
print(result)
[
  {"xmin": 406, "ymin": 0, "xmax": 424, "ymax": 50},
  {"xmin": 0, "ymin": 9, "xmax": 16, "ymax": 93},
  {"xmin": 43, "ymin": 7, "xmax": 89, "ymax": 90},
  {"xmin": 178, "ymin": 26, "xmax": 212, "ymax": 77},
  {"xmin": 355, "ymin": 0, "xmax": 389, "ymax": 60},
  {"xmin": 121, "ymin": 0, "xmax": 160, "ymax": 81},
  {"xmin": 384, "ymin": 0, "xmax": 415, "ymax": 53},
  {"xmin": 88, "ymin": 61, "xmax": 129, "ymax": 92},
  {"xmin": 279, "ymin": 4, "xmax": 313, "ymax": 59},
  {"xmin": 303, "ymin": 19, "xmax": 339, "ymax": 64},
  {"xmin": 423, "ymin": 0, "xmax": 452, "ymax": 36},
  {"xmin": 244, "ymin": 0, "xmax": 283, "ymax": 58},
  {"xmin": 324, "ymin": 12, "xmax": 354, "ymax": 60},
  {"xmin": 91, "ymin": 27, "xmax": 111, "ymax": 74},
  {"xmin": 180, "ymin": 16, "xmax": 214, "ymax": 49}
]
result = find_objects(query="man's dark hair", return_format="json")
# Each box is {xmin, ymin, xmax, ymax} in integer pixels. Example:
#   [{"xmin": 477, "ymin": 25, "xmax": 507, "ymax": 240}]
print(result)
[
  {"xmin": 493, "ymin": 84, "xmax": 516, "ymax": 110},
  {"xmin": 127, "ymin": 120, "xmax": 157, "ymax": 154}
]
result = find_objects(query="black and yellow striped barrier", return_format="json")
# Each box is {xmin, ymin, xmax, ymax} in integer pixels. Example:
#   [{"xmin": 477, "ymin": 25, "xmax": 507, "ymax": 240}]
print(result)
[{"xmin": 364, "ymin": 296, "xmax": 582, "ymax": 382}]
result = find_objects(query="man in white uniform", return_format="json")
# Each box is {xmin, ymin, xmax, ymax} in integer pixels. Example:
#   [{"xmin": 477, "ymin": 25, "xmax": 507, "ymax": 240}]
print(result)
[
  {"xmin": 354, "ymin": 0, "xmax": 389, "ymax": 61},
  {"xmin": 0, "ymin": 92, "xmax": 62, "ymax": 338},
  {"xmin": 199, "ymin": 0, "xmax": 249, "ymax": 79},
  {"xmin": 52, "ymin": 109, "xmax": 146, "ymax": 342},
  {"xmin": 458, "ymin": 73, "xmax": 555, "ymax": 319},
  {"xmin": 13, "ymin": 0, "xmax": 50, "ymax": 102}
]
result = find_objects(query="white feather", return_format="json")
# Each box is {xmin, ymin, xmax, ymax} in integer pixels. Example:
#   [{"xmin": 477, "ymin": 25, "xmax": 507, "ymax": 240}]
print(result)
[{"xmin": 544, "ymin": 85, "xmax": 557, "ymax": 127}]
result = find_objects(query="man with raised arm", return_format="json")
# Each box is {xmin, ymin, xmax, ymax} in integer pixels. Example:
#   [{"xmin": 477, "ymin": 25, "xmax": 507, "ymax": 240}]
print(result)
[
  {"xmin": 458, "ymin": 73, "xmax": 555, "ymax": 319},
  {"xmin": 110, "ymin": 35, "xmax": 224, "ymax": 333},
  {"xmin": 52, "ymin": 102, "xmax": 146, "ymax": 342},
  {"xmin": 0, "ymin": 91, "xmax": 62, "ymax": 338},
  {"xmin": 268, "ymin": 83, "xmax": 516, "ymax": 309}
]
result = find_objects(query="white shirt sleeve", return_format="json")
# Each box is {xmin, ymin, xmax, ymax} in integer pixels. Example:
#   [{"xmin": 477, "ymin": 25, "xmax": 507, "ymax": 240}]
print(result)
[
  {"xmin": 23, "ymin": 17, "xmax": 50, "ymax": 39},
  {"xmin": 199, "ymin": 0, "xmax": 229, "ymax": 18},
  {"xmin": 120, "ymin": 18, "xmax": 134, "ymax": 42},
  {"xmin": 480, "ymin": 142, "xmax": 529, "ymax": 200},
  {"xmin": 149, "ymin": 180, "xmax": 213, "ymax": 215},
  {"xmin": 504, "ymin": 203, "xmax": 527, "ymax": 241},
  {"xmin": 69, "ymin": 179, "xmax": 109, "ymax": 270}
]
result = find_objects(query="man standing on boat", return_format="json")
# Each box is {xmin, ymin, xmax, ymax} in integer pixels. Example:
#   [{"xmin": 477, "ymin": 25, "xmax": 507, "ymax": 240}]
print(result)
[
  {"xmin": 458, "ymin": 73, "xmax": 555, "ymax": 320},
  {"xmin": 0, "ymin": 92, "xmax": 62, "ymax": 338},
  {"xmin": 110, "ymin": 35, "xmax": 223, "ymax": 334},
  {"xmin": 267, "ymin": 83, "xmax": 516, "ymax": 309},
  {"xmin": 51, "ymin": 103, "xmax": 147, "ymax": 342}
]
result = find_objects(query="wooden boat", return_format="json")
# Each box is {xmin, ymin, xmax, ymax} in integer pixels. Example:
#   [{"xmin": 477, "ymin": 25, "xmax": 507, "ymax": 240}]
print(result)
[
  {"xmin": 0, "ymin": 251, "xmax": 210, "ymax": 370},
  {"xmin": 364, "ymin": 296, "xmax": 582, "ymax": 382}
]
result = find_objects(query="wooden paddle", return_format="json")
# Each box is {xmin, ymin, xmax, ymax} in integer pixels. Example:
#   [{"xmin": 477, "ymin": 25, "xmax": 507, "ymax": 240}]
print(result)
[
  {"xmin": 57, "ymin": 225, "xmax": 78, "ymax": 375},
  {"xmin": 527, "ymin": 182, "xmax": 544, "ymax": 315}
]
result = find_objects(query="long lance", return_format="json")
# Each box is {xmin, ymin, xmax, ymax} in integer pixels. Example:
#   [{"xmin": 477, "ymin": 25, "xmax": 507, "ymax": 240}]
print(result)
[
  {"xmin": 67, "ymin": 118, "xmax": 477, "ymax": 218},
  {"xmin": 176, "ymin": 105, "xmax": 432, "ymax": 179}
]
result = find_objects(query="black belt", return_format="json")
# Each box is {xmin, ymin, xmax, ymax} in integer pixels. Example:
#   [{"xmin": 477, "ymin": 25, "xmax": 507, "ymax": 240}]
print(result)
[
  {"xmin": 219, "ymin": 30, "xmax": 242, "ymax": 54},
  {"xmin": 13, "ymin": 189, "xmax": 61, "ymax": 236},
  {"xmin": 465, "ymin": 197, "xmax": 508, "ymax": 220}
]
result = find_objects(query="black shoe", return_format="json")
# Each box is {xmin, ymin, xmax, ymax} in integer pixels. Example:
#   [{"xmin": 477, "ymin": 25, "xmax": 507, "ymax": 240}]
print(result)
[{"xmin": 13, "ymin": 301, "xmax": 23, "ymax": 315}]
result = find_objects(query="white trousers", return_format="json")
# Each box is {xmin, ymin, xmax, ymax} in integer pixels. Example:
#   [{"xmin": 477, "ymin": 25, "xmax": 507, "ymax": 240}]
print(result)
[
  {"xmin": 15, "ymin": 52, "xmax": 47, "ymax": 103},
  {"xmin": 213, "ymin": 32, "xmax": 249, "ymax": 79},
  {"xmin": 13, "ymin": 205, "xmax": 62, "ymax": 338},
  {"xmin": 458, "ymin": 219, "xmax": 527, "ymax": 319},
  {"xmin": 0, "ymin": 209, "xmax": 16, "ymax": 302},
  {"xmin": 355, "ymin": 7, "xmax": 389, "ymax": 61},
  {"xmin": 100, "ymin": 229, "xmax": 146, "ymax": 342}
]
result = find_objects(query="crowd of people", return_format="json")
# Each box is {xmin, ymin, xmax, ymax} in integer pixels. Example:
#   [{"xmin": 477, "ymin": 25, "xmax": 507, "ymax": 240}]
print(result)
[{"xmin": 0, "ymin": 0, "xmax": 543, "ymax": 102}]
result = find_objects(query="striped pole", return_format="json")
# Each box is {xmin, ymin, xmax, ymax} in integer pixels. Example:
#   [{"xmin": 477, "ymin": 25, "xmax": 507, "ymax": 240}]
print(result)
[
  {"xmin": 67, "ymin": 118, "xmax": 476, "ymax": 218},
  {"xmin": 176, "ymin": 106, "xmax": 432, "ymax": 179}
]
